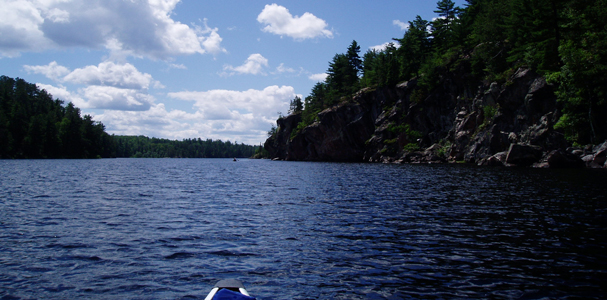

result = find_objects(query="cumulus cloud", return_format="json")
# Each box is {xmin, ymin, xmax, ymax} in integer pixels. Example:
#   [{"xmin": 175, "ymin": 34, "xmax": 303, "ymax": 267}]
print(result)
[
  {"xmin": 91, "ymin": 85, "xmax": 297, "ymax": 144},
  {"xmin": 35, "ymin": 83, "xmax": 86, "ymax": 107},
  {"xmin": 82, "ymin": 86, "xmax": 155, "ymax": 111},
  {"xmin": 223, "ymin": 53, "xmax": 269, "ymax": 76},
  {"xmin": 28, "ymin": 60, "xmax": 159, "ymax": 111},
  {"xmin": 36, "ymin": 82, "xmax": 155, "ymax": 111},
  {"xmin": 308, "ymin": 73, "xmax": 328, "ymax": 82},
  {"xmin": 257, "ymin": 4, "xmax": 333, "ymax": 40},
  {"xmin": 169, "ymin": 85, "xmax": 295, "ymax": 121},
  {"xmin": 24, "ymin": 61, "xmax": 70, "ymax": 81},
  {"xmin": 25, "ymin": 61, "xmax": 160, "ymax": 90},
  {"xmin": 64, "ymin": 62, "xmax": 157, "ymax": 90},
  {"xmin": 393, "ymin": 20, "xmax": 410, "ymax": 31},
  {"xmin": 0, "ymin": 0, "xmax": 225, "ymax": 59}
]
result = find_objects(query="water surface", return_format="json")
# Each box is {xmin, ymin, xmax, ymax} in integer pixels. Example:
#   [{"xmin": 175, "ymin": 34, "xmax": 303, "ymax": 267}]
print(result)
[{"xmin": 1, "ymin": 159, "xmax": 606, "ymax": 299}]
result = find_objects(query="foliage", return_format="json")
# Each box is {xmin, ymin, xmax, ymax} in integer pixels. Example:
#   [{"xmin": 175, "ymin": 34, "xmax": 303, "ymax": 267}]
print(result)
[
  {"xmin": 403, "ymin": 143, "xmax": 421, "ymax": 152},
  {"xmin": 268, "ymin": 125, "xmax": 278, "ymax": 137},
  {"xmin": 483, "ymin": 104, "xmax": 498, "ymax": 120},
  {"xmin": 0, "ymin": 76, "xmax": 113, "ymax": 159},
  {"xmin": 0, "ymin": 76, "xmax": 258, "ymax": 159},
  {"xmin": 268, "ymin": 0, "xmax": 607, "ymax": 147},
  {"xmin": 252, "ymin": 144, "xmax": 270, "ymax": 159},
  {"xmin": 288, "ymin": 96, "xmax": 303, "ymax": 115},
  {"xmin": 113, "ymin": 136, "xmax": 256, "ymax": 158}
]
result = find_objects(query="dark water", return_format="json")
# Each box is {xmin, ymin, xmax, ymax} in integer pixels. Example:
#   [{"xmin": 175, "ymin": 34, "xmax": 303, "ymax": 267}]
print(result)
[{"xmin": 1, "ymin": 159, "xmax": 606, "ymax": 299}]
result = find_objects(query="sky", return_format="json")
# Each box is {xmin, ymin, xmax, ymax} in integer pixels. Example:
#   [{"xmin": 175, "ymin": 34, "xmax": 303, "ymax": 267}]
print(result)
[{"xmin": 0, "ymin": 0, "xmax": 467, "ymax": 145}]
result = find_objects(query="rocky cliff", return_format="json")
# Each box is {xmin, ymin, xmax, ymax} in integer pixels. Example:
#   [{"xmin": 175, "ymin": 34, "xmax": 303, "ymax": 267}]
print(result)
[{"xmin": 264, "ymin": 67, "xmax": 607, "ymax": 168}]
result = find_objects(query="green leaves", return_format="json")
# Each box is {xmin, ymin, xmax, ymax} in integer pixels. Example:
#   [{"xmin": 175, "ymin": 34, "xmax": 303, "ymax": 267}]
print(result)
[{"xmin": 0, "ymin": 76, "xmax": 113, "ymax": 159}]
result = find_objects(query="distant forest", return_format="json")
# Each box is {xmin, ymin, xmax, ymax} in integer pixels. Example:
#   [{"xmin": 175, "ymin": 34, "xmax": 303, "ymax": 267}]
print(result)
[
  {"xmin": 113, "ymin": 136, "xmax": 257, "ymax": 158},
  {"xmin": 0, "ymin": 76, "xmax": 257, "ymax": 159},
  {"xmin": 285, "ymin": 0, "xmax": 607, "ymax": 146}
]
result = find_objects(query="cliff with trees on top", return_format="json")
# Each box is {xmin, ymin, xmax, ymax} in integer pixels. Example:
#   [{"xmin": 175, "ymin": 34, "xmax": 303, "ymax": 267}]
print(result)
[{"xmin": 264, "ymin": 0, "xmax": 607, "ymax": 168}]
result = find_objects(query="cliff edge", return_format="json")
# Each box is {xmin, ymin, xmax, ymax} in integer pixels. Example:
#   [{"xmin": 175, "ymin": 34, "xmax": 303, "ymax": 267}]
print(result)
[{"xmin": 265, "ymin": 67, "xmax": 606, "ymax": 168}]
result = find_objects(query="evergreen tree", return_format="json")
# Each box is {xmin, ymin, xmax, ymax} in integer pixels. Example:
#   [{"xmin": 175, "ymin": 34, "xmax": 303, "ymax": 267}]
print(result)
[
  {"xmin": 288, "ymin": 96, "xmax": 303, "ymax": 114},
  {"xmin": 395, "ymin": 16, "xmax": 431, "ymax": 80},
  {"xmin": 326, "ymin": 40, "xmax": 363, "ymax": 102},
  {"xmin": 431, "ymin": 0, "xmax": 460, "ymax": 51}
]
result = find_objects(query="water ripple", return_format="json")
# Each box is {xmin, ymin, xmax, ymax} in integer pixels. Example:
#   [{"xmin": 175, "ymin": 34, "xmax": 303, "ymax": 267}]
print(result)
[{"xmin": 0, "ymin": 159, "xmax": 606, "ymax": 299}]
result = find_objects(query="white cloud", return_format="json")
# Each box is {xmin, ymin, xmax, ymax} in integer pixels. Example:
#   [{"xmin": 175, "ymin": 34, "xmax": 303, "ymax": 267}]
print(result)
[
  {"xmin": 223, "ymin": 53, "xmax": 269, "ymax": 76},
  {"xmin": 29, "ymin": 60, "xmax": 159, "ymax": 111},
  {"xmin": 0, "ymin": 0, "xmax": 225, "ymax": 59},
  {"xmin": 0, "ymin": 0, "xmax": 49, "ymax": 57},
  {"xmin": 35, "ymin": 83, "xmax": 86, "ymax": 107},
  {"xmin": 64, "ymin": 62, "xmax": 157, "ymax": 90},
  {"xmin": 308, "ymin": 73, "xmax": 328, "ymax": 82},
  {"xmin": 36, "ymin": 82, "xmax": 294, "ymax": 144},
  {"xmin": 393, "ymin": 20, "xmax": 410, "ymax": 31},
  {"xmin": 369, "ymin": 42, "xmax": 400, "ymax": 52},
  {"xmin": 169, "ymin": 85, "xmax": 294, "ymax": 119},
  {"xmin": 25, "ymin": 61, "xmax": 161, "ymax": 90},
  {"xmin": 82, "ymin": 86, "xmax": 155, "ymax": 111},
  {"xmin": 36, "ymin": 82, "xmax": 155, "ymax": 111},
  {"xmin": 275, "ymin": 63, "xmax": 295, "ymax": 74},
  {"xmin": 257, "ymin": 4, "xmax": 333, "ymax": 40},
  {"xmin": 24, "ymin": 61, "xmax": 70, "ymax": 81},
  {"xmin": 197, "ymin": 19, "xmax": 227, "ymax": 56},
  {"xmin": 90, "ymin": 85, "xmax": 296, "ymax": 144}
]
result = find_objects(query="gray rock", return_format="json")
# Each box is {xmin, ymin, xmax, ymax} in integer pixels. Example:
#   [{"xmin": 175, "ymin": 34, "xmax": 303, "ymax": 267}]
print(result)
[
  {"xmin": 505, "ymin": 144, "xmax": 544, "ymax": 166},
  {"xmin": 533, "ymin": 149, "xmax": 584, "ymax": 168}
]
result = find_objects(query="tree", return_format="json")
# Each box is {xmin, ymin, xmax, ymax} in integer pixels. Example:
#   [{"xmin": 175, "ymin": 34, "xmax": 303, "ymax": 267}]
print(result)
[
  {"xmin": 469, "ymin": 0, "xmax": 511, "ymax": 76},
  {"xmin": 326, "ymin": 40, "xmax": 363, "ymax": 102},
  {"xmin": 395, "ymin": 16, "xmax": 431, "ymax": 80},
  {"xmin": 288, "ymin": 96, "xmax": 303, "ymax": 114},
  {"xmin": 549, "ymin": 0, "xmax": 607, "ymax": 144},
  {"xmin": 506, "ymin": 0, "xmax": 564, "ymax": 73},
  {"xmin": 431, "ymin": 0, "xmax": 460, "ymax": 51},
  {"xmin": 346, "ymin": 40, "xmax": 363, "ymax": 77}
]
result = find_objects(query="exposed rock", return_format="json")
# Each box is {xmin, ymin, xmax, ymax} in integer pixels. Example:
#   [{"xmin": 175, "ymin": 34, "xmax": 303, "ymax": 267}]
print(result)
[
  {"xmin": 264, "ymin": 65, "xmax": 605, "ymax": 168},
  {"xmin": 478, "ymin": 151, "xmax": 508, "ymax": 166},
  {"xmin": 533, "ymin": 149, "xmax": 584, "ymax": 168},
  {"xmin": 264, "ymin": 113, "xmax": 301, "ymax": 160},
  {"xmin": 581, "ymin": 141, "xmax": 607, "ymax": 168},
  {"xmin": 399, "ymin": 144, "xmax": 447, "ymax": 164},
  {"xmin": 285, "ymin": 88, "xmax": 384, "ymax": 161},
  {"xmin": 505, "ymin": 144, "xmax": 544, "ymax": 166}
]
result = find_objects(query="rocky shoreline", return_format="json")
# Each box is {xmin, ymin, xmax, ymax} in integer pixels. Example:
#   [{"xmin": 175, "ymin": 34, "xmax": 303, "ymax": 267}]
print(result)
[{"xmin": 265, "ymin": 67, "xmax": 607, "ymax": 169}]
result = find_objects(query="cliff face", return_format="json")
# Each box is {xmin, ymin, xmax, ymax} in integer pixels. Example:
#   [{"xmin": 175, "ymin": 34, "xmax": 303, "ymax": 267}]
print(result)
[{"xmin": 265, "ymin": 67, "xmax": 606, "ymax": 168}]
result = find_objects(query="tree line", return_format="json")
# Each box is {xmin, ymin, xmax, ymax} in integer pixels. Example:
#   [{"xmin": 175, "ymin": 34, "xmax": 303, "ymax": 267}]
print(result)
[
  {"xmin": 113, "ymin": 136, "xmax": 256, "ymax": 158},
  {"xmin": 288, "ymin": 0, "xmax": 607, "ymax": 146},
  {"xmin": 0, "ymin": 75, "xmax": 256, "ymax": 159}
]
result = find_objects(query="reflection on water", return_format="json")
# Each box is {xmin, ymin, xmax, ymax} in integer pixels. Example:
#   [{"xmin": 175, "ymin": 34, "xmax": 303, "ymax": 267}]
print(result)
[{"xmin": 1, "ymin": 159, "xmax": 606, "ymax": 299}]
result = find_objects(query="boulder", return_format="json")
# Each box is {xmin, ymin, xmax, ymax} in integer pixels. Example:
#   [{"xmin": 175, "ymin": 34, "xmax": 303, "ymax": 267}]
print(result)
[
  {"xmin": 581, "ymin": 141, "xmax": 607, "ymax": 168},
  {"xmin": 505, "ymin": 143, "xmax": 544, "ymax": 166},
  {"xmin": 533, "ymin": 149, "xmax": 584, "ymax": 168},
  {"xmin": 478, "ymin": 151, "xmax": 508, "ymax": 166}
]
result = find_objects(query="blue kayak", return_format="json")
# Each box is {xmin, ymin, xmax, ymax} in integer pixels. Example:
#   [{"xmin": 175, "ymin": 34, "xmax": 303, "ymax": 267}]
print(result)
[{"xmin": 204, "ymin": 279, "xmax": 256, "ymax": 300}]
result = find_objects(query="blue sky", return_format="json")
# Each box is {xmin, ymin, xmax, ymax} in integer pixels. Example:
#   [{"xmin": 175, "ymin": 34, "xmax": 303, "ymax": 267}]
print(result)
[{"xmin": 0, "ymin": 0, "xmax": 467, "ymax": 145}]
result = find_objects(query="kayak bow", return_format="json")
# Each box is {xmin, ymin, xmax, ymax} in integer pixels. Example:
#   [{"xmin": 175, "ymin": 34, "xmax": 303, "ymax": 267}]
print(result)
[{"xmin": 204, "ymin": 279, "xmax": 255, "ymax": 300}]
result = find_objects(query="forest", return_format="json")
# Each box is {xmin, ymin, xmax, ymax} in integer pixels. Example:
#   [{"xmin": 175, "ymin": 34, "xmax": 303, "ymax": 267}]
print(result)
[
  {"xmin": 0, "ymin": 76, "xmax": 257, "ymax": 159},
  {"xmin": 289, "ymin": 0, "xmax": 607, "ymax": 146},
  {"xmin": 0, "ymin": 76, "xmax": 113, "ymax": 159},
  {"xmin": 113, "ymin": 136, "xmax": 257, "ymax": 158}
]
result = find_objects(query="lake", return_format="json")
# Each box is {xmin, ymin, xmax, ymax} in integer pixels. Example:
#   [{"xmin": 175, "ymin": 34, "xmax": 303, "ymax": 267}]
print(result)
[{"xmin": 1, "ymin": 159, "xmax": 606, "ymax": 299}]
